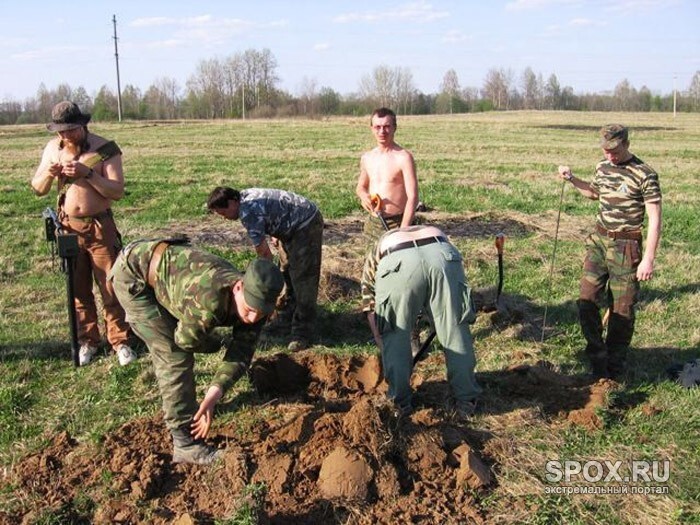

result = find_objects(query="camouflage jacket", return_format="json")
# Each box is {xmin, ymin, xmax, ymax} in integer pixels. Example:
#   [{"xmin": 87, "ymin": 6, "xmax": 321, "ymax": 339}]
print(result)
[
  {"xmin": 592, "ymin": 155, "xmax": 661, "ymax": 232},
  {"xmin": 126, "ymin": 240, "xmax": 263, "ymax": 392},
  {"xmin": 239, "ymin": 188, "xmax": 318, "ymax": 246}
]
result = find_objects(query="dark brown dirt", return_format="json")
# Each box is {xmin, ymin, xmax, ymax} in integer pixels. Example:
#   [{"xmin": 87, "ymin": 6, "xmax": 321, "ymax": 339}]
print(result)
[{"xmin": 1, "ymin": 212, "xmax": 609, "ymax": 524}]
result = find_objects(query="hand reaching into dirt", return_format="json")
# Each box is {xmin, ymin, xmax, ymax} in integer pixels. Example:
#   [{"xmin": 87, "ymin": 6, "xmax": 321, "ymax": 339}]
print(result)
[{"xmin": 191, "ymin": 385, "xmax": 223, "ymax": 439}]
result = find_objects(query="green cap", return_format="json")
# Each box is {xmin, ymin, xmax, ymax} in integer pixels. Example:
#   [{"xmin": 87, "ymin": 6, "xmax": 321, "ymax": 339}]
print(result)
[
  {"xmin": 242, "ymin": 258, "xmax": 284, "ymax": 315},
  {"xmin": 599, "ymin": 124, "xmax": 628, "ymax": 150}
]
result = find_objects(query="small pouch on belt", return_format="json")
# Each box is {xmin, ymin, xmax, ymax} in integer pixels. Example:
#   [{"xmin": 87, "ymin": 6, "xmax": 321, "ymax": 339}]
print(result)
[{"xmin": 147, "ymin": 242, "xmax": 168, "ymax": 288}]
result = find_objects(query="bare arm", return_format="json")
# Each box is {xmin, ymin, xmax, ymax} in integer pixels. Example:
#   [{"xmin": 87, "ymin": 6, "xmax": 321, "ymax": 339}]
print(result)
[
  {"xmin": 356, "ymin": 155, "xmax": 374, "ymax": 213},
  {"xmin": 637, "ymin": 201, "xmax": 661, "ymax": 281},
  {"xmin": 254, "ymin": 238, "xmax": 274, "ymax": 260},
  {"xmin": 558, "ymin": 165, "xmax": 599, "ymax": 200},
  {"xmin": 31, "ymin": 143, "xmax": 62, "ymax": 196},
  {"xmin": 400, "ymin": 152, "xmax": 418, "ymax": 227}
]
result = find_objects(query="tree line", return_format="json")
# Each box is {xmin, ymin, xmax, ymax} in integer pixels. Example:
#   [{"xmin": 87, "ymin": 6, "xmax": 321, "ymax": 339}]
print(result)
[{"xmin": 2, "ymin": 47, "xmax": 700, "ymax": 125}]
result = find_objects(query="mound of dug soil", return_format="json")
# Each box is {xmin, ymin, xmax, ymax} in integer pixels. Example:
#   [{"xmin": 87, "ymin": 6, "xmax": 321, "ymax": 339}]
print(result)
[
  {"xmin": 3, "ymin": 354, "xmax": 611, "ymax": 524},
  {"xmin": 3, "ymin": 352, "xmax": 490, "ymax": 524}
]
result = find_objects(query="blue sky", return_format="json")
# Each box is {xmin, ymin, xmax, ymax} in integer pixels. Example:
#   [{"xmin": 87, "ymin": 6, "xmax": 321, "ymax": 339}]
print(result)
[{"xmin": 1, "ymin": 0, "xmax": 697, "ymax": 101}]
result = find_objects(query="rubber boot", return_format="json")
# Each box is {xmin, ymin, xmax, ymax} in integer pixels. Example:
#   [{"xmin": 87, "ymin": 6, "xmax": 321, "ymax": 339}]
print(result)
[
  {"xmin": 171, "ymin": 426, "xmax": 224, "ymax": 465},
  {"xmin": 607, "ymin": 346, "xmax": 628, "ymax": 379}
]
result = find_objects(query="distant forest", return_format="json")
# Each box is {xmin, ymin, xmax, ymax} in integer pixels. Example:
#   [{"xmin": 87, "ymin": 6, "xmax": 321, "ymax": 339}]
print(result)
[{"xmin": 2, "ymin": 48, "xmax": 699, "ymax": 125}]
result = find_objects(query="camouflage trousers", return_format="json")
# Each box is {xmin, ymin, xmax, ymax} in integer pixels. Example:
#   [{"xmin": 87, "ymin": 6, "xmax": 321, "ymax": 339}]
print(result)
[
  {"xmin": 110, "ymin": 246, "xmax": 246, "ymax": 431},
  {"xmin": 363, "ymin": 212, "xmax": 405, "ymax": 242},
  {"xmin": 278, "ymin": 211, "xmax": 324, "ymax": 342},
  {"xmin": 578, "ymin": 231, "xmax": 642, "ymax": 375},
  {"xmin": 362, "ymin": 212, "xmax": 417, "ymax": 286}
]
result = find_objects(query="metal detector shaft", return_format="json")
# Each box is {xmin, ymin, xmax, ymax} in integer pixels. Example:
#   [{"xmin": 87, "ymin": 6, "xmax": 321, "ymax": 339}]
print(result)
[
  {"xmin": 43, "ymin": 207, "xmax": 80, "ymax": 367},
  {"xmin": 64, "ymin": 257, "xmax": 80, "ymax": 367},
  {"xmin": 541, "ymin": 180, "xmax": 566, "ymax": 342}
]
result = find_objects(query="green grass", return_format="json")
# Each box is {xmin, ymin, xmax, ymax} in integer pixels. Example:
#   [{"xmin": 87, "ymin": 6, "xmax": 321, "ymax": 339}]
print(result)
[{"xmin": 1, "ymin": 111, "xmax": 699, "ymax": 523}]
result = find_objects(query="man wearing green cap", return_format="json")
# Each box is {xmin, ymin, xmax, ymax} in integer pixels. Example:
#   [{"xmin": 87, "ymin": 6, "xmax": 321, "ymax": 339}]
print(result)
[
  {"xmin": 558, "ymin": 124, "xmax": 662, "ymax": 378},
  {"xmin": 110, "ymin": 239, "xmax": 284, "ymax": 464}
]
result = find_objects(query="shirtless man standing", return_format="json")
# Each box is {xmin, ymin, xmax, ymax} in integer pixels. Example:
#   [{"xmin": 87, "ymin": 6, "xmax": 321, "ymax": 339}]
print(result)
[
  {"xmin": 356, "ymin": 107, "xmax": 419, "ymax": 239},
  {"xmin": 31, "ymin": 101, "xmax": 135, "ymax": 367},
  {"xmin": 357, "ymin": 108, "xmax": 425, "ymax": 341}
]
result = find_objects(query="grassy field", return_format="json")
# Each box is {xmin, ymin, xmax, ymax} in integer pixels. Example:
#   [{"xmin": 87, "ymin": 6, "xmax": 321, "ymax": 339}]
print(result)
[{"xmin": 0, "ymin": 111, "xmax": 699, "ymax": 524}]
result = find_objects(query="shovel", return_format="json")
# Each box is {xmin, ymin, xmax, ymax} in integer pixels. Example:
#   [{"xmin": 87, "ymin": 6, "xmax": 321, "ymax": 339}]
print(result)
[
  {"xmin": 370, "ymin": 193, "xmax": 390, "ymax": 231},
  {"xmin": 413, "ymin": 233, "xmax": 506, "ymax": 366}
]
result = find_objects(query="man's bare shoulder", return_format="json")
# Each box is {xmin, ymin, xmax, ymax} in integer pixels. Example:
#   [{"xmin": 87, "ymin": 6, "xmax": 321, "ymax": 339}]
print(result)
[
  {"xmin": 87, "ymin": 132, "xmax": 111, "ymax": 151},
  {"xmin": 394, "ymin": 144, "xmax": 414, "ymax": 159},
  {"xmin": 363, "ymin": 146, "xmax": 384, "ymax": 157},
  {"xmin": 43, "ymin": 136, "xmax": 61, "ymax": 151}
]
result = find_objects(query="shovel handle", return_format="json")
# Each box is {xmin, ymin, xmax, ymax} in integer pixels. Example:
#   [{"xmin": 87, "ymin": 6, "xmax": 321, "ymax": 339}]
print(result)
[
  {"xmin": 495, "ymin": 233, "xmax": 505, "ymax": 255},
  {"xmin": 369, "ymin": 193, "xmax": 381, "ymax": 211}
]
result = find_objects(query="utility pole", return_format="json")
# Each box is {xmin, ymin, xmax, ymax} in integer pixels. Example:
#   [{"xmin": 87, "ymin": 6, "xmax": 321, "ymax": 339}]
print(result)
[
  {"xmin": 673, "ymin": 75, "xmax": 677, "ymax": 118},
  {"xmin": 112, "ymin": 15, "xmax": 123, "ymax": 122}
]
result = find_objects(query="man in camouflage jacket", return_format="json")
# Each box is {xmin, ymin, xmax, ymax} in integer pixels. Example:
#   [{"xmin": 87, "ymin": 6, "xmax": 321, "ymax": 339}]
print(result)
[
  {"xmin": 207, "ymin": 187, "xmax": 323, "ymax": 352},
  {"xmin": 110, "ymin": 239, "xmax": 283, "ymax": 464},
  {"xmin": 558, "ymin": 124, "xmax": 662, "ymax": 378}
]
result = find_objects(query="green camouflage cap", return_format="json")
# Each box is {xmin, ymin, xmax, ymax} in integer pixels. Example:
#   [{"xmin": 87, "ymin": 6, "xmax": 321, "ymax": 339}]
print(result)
[
  {"xmin": 599, "ymin": 124, "xmax": 628, "ymax": 150},
  {"xmin": 243, "ymin": 258, "xmax": 284, "ymax": 315}
]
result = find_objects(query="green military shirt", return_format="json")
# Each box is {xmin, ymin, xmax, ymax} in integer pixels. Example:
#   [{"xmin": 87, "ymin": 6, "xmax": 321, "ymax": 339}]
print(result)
[
  {"xmin": 592, "ymin": 155, "xmax": 661, "ymax": 232},
  {"xmin": 126, "ymin": 240, "xmax": 263, "ymax": 392}
]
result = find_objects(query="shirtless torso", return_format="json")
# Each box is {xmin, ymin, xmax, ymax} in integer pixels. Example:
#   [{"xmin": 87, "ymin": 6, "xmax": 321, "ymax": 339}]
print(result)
[
  {"xmin": 32, "ymin": 130, "xmax": 124, "ymax": 217},
  {"xmin": 356, "ymin": 113, "xmax": 418, "ymax": 228}
]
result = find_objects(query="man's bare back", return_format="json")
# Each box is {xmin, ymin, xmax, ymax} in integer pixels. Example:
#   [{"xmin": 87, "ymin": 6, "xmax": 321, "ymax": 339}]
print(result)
[{"xmin": 356, "ymin": 109, "xmax": 418, "ymax": 228}]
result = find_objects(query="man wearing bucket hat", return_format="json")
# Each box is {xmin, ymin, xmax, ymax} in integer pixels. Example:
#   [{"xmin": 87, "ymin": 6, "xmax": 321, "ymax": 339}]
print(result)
[
  {"xmin": 31, "ymin": 101, "xmax": 136, "ymax": 367},
  {"xmin": 558, "ymin": 124, "xmax": 662, "ymax": 379},
  {"xmin": 110, "ymin": 239, "xmax": 284, "ymax": 464}
]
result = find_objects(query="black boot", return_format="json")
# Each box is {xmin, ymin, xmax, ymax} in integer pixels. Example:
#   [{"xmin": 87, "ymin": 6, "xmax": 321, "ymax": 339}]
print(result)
[
  {"xmin": 607, "ymin": 346, "xmax": 628, "ymax": 379},
  {"xmin": 171, "ymin": 425, "xmax": 224, "ymax": 465},
  {"xmin": 587, "ymin": 348, "xmax": 610, "ymax": 379}
]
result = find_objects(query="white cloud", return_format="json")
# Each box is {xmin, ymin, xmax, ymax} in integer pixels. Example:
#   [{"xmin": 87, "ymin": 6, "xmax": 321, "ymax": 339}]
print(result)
[
  {"xmin": 0, "ymin": 36, "xmax": 29, "ymax": 49},
  {"xmin": 146, "ymin": 39, "xmax": 183, "ymax": 49},
  {"xmin": 130, "ymin": 15, "xmax": 288, "ymax": 47},
  {"xmin": 130, "ymin": 16, "xmax": 178, "ymax": 28},
  {"xmin": 314, "ymin": 42, "xmax": 331, "ymax": 51},
  {"xmin": 569, "ymin": 17, "xmax": 606, "ymax": 27},
  {"xmin": 10, "ymin": 45, "xmax": 87, "ymax": 61},
  {"xmin": 505, "ymin": 0, "xmax": 578, "ymax": 11},
  {"xmin": 605, "ymin": 0, "xmax": 680, "ymax": 14},
  {"xmin": 442, "ymin": 30, "xmax": 471, "ymax": 44},
  {"xmin": 130, "ymin": 15, "xmax": 217, "ymax": 28},
  {"xmin": 334, "ymin": 1, "xmax": 448, "ymax": 23}
]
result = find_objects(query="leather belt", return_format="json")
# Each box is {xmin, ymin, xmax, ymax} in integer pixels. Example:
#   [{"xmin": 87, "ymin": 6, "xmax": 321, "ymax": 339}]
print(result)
[
  {"xmin": 68, "ymin": 209, "xmax": 112, "ymax": 223},
  {"xmin": 380, "ymin": 235, "xmax": 448, "ymax": 258},
  {"xmin": 147, "ymin": 242, "xmax": 168, "ymax": 288},
  {"xmin": 596, "ymin": 224, "xmax": 642, "ymax": 240}
]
